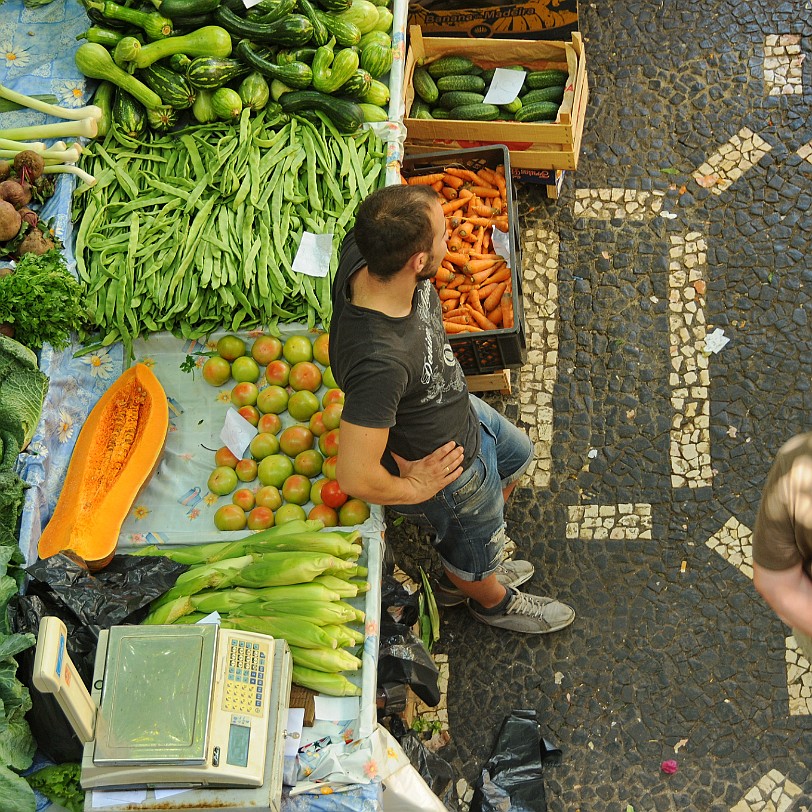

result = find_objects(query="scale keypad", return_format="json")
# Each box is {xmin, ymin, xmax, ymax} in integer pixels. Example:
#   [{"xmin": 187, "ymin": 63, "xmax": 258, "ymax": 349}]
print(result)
[{"xmin": 223, "ymin": 638, "xmax": 267, "ymax": 717}]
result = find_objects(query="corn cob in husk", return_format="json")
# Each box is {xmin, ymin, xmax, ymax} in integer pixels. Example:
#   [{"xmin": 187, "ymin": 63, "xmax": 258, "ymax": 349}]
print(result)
[
  {"xmin": 288, "ymin": 646, "xmax": 362, "ymax": 673},
  {"xmin": 292, "ymin": 665, "xmax": 362, "ymax": 697}
]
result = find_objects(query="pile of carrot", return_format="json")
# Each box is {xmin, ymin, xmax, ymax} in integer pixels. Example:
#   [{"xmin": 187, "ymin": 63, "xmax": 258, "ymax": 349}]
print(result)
[{"xmin": 404, "ymin": 164, "xmax": 514, "ymax": 334}]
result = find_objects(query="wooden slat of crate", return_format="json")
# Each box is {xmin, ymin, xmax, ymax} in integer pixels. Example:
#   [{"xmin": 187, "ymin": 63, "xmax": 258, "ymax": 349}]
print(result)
[{"xmin": 466, "ymin": 370, "xmax": 511, "ymax": 394}]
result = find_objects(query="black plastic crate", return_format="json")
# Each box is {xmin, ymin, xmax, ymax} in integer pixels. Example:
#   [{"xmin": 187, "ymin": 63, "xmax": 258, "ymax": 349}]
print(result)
[{"xmin": 401, "ymin": 145, "xmax": 527, "ymax": 375}]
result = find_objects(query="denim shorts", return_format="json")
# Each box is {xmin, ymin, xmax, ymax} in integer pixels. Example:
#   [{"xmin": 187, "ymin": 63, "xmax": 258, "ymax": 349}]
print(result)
[{"xmin": 391, "ymin": 395, "xmax": 533, "ymax": 581}]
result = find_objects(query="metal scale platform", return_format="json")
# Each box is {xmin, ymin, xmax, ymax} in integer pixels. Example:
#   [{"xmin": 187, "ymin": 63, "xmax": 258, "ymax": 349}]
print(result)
[{"xmin": 34, "ymin": 616, "xmax": 293, "ymax": 812}]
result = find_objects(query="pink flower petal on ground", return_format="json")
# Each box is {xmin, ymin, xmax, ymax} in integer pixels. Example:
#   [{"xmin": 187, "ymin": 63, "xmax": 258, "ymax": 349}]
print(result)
[{"xmin": 661, "ymin": 759, "xmax": 678, "ymax": 774}]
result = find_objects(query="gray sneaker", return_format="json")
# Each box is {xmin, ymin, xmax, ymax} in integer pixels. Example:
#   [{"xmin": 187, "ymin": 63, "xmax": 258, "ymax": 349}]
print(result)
[
  {"xmin": 468, "ymin": 588, "xmax": 575, "ymax": 634},
  {"xmin": 433, "ymin": 559, "xmax": 535, "ymax": 608}
]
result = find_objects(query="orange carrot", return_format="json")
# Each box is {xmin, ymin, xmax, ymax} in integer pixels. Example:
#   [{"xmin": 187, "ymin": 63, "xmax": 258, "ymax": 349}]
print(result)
[
  {"xmin": 407, "ymin": 173, "xmax": 445, "ymax": 185},
  {"xmin": 472, "ymin": 203, "xmax": 500, "ymax": 218},
  {"xmin": 445, "ymin": 314, "xmax": 471, "ymax": 325},
  {"xmin": 456, "ymin": 283, "xmax": 474, "ymax": 293},
  {"xmin": 477, "ymin": 167, "xmax": 499, "ymax": 186},
  {"xmin": 440, "ymin": 186, "xmax": 458, "ymax": 201},
  {"xmin": 447, "ymin": 236, "xmax": 463, "ymax": 252},
  {"xmin": 442, "ymin": 173, "xmax": 465, "ymax": 189},
  {"xmin": 478, "ymin": 282, "xmax": 498, "ymax": 300},
  {"xmin": 444, "ymin": 251, "xmax": 470, "ymax": 267},
  {"xmin": 467, "ymin": 287, "xmax": 484, "ymax": 314},
  {"xmin": 482, "ymin": 281, "xmax": 507, "ymax": 313},
  {"xmin": 473, "ymin": 225, "xmax": 486, "ymax": 255},
  {"xmin": 464, "ymin": 258, "xmax": 500, "ymax": 275},
  {"xmin": 451, "ymin": 222, "xmax": 468, "ymax": 241},
  {"xmin": 438, "ymin": 287, "xmax": 461, "ymax": 301},
  {"xmin": 442, "ymin": 307, "xmax": 467, "ymax": 319},
  {"xmin": 477, "ymin": 265, "xmax": 511, "ymax": 286},
  {"xmin": 444, "ymin": 167, "xmax": 482, "ymax": 184},
  {"xmin": 462, "ymin": 215, "xmax": 509, "ymax": 232},
  {"xmin": 467, "ymin": 253, "xmax": 504, "ymax": 261},
  {"xmin": 441, "ymin": 198, "xmax": 469, "ymax": 216},
  {"xmin": 435, "ymin": 266, "xmax": 455, "ymax": 284},
  {"xmin": 487, "ymin": 305, "xmax": 503, "ymax": 326},
  {"xmin": 467, "ymin": 306, "xmax": 498, "ymax": 331},
  {"xmin": 501, "ymin": 292, "xmax": 514, "ymax": 329},
  {"xmin": 446, "ymin": 272, "xmax": 466, "ymax": 289},
  {"xmin": 445, "ymin": 323, "xmax": 482, "ymax": 334},
  {"xmin": 466, "ymin": 185, "xmax": 501, "ymax": 198}
]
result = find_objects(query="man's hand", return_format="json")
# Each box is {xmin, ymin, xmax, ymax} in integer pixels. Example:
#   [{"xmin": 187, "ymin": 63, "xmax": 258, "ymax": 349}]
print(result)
[{"xmin": 391, "ymin": 440, "xmax": 465, "ymax": 503}]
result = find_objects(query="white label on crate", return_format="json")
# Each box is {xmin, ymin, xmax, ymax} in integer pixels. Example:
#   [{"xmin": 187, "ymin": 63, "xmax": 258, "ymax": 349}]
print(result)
[
  {"xmin": 292, "ymin": 231, "xmax": 333, "ymax": 278},
  {"xmin": 491, "ymin": 226, "xmax": 512, "ymax": 268},
  {"xmin": 314, "ymin": 695, "xmax": 360, "ymax": 722},
  {"xmin": 483, "ymin": 69, "xmax": 527, "ymax": 105},
  {"xmin": 220, "ymin": 407, "xmax": 258, "ymax": 460}
]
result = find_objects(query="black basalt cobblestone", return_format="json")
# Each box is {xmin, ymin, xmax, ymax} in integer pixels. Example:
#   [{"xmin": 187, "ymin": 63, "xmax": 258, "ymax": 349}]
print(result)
[{"xmin": 384, "ymin": 0, "xmax": 812, "ymax": 808}]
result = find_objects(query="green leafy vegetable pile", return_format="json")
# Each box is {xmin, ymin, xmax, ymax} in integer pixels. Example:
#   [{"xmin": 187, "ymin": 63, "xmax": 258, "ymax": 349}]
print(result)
[
  {"xmin": 25, "ymin": 762, "xmax": 83, "ymax": 812},
  {"xmin": 0, "ymin": 334, "xmax": 49, "ymax": 811},
  {"xmin": 0, "ymin": 250, "xmax": 85, "ymax": 351}
]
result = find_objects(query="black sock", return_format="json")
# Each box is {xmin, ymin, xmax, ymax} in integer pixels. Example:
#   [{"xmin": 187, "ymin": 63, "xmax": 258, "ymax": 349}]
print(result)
[{"xmin": 473, "ymin": 587, "xmax": 514, "ymax": 615}]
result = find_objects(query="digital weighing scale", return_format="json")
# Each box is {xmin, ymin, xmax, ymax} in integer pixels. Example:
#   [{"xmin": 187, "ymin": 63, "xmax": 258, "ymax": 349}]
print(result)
[{"xmin": 33, "ymin": 616, "xmax": 293, "ymax": 800}]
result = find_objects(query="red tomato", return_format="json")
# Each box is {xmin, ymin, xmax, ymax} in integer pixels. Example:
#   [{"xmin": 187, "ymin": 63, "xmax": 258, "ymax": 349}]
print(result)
[{"xmin": 321, "ymin": 479, "xmax": 348, "ymax": 509}]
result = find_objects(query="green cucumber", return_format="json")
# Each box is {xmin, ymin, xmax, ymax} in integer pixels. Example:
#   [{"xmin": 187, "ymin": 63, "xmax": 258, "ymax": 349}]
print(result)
[
  {"xmin": 437, "ymin": 90, "xmax": 484, "ymax": 109},
  {"xmin": 412, "ymin": 66, "xmax": 438, "ymax": 104},
  {"xmin": 525, "ymin": 69, "xmax": 568, "ymax": 89},
  {"xmin": 436, "ymin": 74, "xmax": 485, "ymax": 93},
  {"xmin": 514, "ymin": 100, "xmax": 560, "ymax": 121},
  {"xmin": 426, "ymin": 55, "xmax": 474, "ymax": 78},
  {"xmin": 449, "ymin": 102, "xmax": 499, "ymax": 121},
  {"xmin": 521, "ymin": 85, "xmax": 565, "ymax": 105}
]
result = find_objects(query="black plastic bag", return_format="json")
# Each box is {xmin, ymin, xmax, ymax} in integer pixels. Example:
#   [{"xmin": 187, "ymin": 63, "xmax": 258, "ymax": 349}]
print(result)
[
  {"xmin": 377, "ymin": 617, "xmax": 440, "ymax": 707},
  {"xmin": 400, "ymin": 730, "xmax": 459, "ymax": 811},
  {"xmin": 470, "ymin": 710, "xmax": 561, "ymax": 812},
  {"xmin": 8, "ymin": 552, "xmax": 187, "ymax": 763}
]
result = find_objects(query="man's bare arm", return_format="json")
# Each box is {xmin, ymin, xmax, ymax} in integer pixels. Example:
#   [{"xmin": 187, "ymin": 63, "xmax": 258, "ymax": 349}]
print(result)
[
  {"xmin": 753, "ymin": 560, "xmax": 812, "ymax": 637},
  {"xmin": 335, "ymin": 419, "xmax": 465, "ymax": 505}
]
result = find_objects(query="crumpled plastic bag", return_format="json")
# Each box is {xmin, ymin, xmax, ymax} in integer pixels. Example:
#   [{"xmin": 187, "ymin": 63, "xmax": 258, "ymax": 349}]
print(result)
[
  {"xmin": 378, "ymin": 617, "xmax": 440, "ymax": 707},
  {"xmin": 399, "ymin": 730, "xmax": 458, "ymax": 811},
  {"xmin": 470, "ymin": 710, "xmax": 561, "ymax": 812},
  {"xmin": 8, "ymin": 552, "xmax": 187, "ymax": 763}
]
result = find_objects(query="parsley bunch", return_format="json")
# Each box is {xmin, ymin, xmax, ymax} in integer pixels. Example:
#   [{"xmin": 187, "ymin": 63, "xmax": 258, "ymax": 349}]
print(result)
[{"xmin": 0, "ymin": 250, "xmax": 85, "ymax": 350}]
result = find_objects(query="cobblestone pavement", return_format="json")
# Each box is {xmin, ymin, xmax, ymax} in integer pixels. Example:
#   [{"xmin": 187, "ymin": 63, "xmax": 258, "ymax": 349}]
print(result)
[{"xmin": 386, "ymin": 1, "xmax": 812, "ymax": 809}]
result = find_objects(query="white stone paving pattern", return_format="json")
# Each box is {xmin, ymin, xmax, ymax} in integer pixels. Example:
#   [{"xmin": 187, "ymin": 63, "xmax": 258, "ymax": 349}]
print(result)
[
  {"xmin": 785, "ymin": 636, "xmax": 812, "ymax": 716},
  {"xmin": 668, "ymin": 232, "xmax": 712, "ymax": 488},
  {"xmin": 565, "ymin": 504, "xmax": 652, "ymax": 539},
  {"xmin": 572, "ymin": 188, "xmax": 665, "ymax": 219},
  {"xmin": 693, "ymin": 127, "xmax": 773, "ymax": 195},
  {"xmin": 519, "ymin": 228, "xmax": 559, "ymax": 489},
  {"xmin": 763, "ymin": 34, "xmax": 805, "ymax": 95},
  {"xmin": 730, "ymin": 769, "xmax": 802, "ymax": 811},
  {"xmin": 704, "ymin": 516, "xmax": 753, "ymax": 580}
]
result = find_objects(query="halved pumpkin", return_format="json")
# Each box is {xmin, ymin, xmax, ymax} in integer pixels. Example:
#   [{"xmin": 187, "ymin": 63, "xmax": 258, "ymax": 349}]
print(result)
[{"xmin": 37, "ymin": 363, "xmax": 168, "ymax": 571}]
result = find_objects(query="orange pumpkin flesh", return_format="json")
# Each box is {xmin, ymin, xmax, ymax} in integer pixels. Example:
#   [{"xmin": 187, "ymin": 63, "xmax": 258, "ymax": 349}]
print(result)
[{"xmin": 37, "ymin": 363, "xmax": 169, "ymax": 570}]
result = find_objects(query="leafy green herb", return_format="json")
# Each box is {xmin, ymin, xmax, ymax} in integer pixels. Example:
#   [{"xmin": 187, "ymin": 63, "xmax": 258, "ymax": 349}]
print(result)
[
  {"xmin": 26, "ymin": 763, "xmax": 83, "ymax": 812},
  {"xmin": 180, "ymin": 355, "xmax": 198, "ymax": 375},
  {"xmin": 0, "ymin": 250, "xmax": 85, "ymax": 351}
]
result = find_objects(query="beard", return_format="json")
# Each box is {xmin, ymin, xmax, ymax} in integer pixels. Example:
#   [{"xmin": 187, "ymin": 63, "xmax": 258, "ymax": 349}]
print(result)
[{"xmin": 417, "ymin": 246, "xmax": 443, "ymax": 281}]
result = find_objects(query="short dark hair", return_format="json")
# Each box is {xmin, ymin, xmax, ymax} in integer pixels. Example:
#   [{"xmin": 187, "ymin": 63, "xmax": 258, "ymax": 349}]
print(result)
[{"xmin": 353, "ymin": 185, "xmax": 438, "ymax": 280}]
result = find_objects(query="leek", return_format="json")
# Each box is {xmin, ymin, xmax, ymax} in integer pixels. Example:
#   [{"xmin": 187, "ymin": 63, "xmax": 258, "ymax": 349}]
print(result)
[
  {"xmin": 43, "ymin": 165, "xmax": 97, "ymax": 187},
  {"xmin": 0, "ymin": 83, "xmax": 101, "ymax": 121},
  {"xmin": 0, "ymin": 118, "xmax": 99, "ymax": 142}
]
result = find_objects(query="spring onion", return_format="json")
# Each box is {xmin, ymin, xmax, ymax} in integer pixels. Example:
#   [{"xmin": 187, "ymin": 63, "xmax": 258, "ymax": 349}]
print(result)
[
  {"xmin": 43, "ymin": 165, "xmax": 97, "ymax": 187},
  {"xmin": 0, "ymin": 118, "xmax": 99, "ymax": 142}
]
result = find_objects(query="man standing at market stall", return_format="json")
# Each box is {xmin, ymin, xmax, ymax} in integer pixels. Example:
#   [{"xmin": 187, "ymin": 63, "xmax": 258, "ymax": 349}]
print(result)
[{"xmin": 329, "ymin": 184, "xmax": 575, "ymax": 634}]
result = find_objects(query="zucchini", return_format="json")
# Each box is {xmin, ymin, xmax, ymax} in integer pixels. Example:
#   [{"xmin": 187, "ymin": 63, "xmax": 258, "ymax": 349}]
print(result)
[
  {"xmin": 297, "ymin": 0, "xmax": 330, "ymax": 46},
  {"xmin": 168, "ymin": 53, "xmax": 192, "ymax": 73},
  {"xmin": 146, "ymin": 105, "xmax": 179, "ymax": 131},
  {"xmin": 270, "ymin": 79, "xmax": 295, "ymax": 101},
  {"xmin": 312, "ymin": 39, "xmax": 360, "ymax": 94},
  {"xmin": 312, "ymin": 0, "xmax": 351, "ymax": 11},
  {"xmin": 314, "ymin": 9, "xmax": 361, "ymax": 46},
  {"xmin": 436, "ymin": 74, "xmax": 485, "ymax": 93},
  {"xmin": 170, "ymin": 13, "xmax": 217, "ymax": 33},
  {"xmin": 449, "ymin": 102, "xmax": 499, "ymax": 121},
  {"xmin": 235, "ymin": 40, "xmax": 313, "ymax": 89},
  {"xmin": 338, "ymin": 68, "xmax": 372, "ymax": 99},
  {"xmin": 335, "ymin": 0, "xmax": 378, "ymax": 35},
  {"xmin": 132, "ymin": 26, "xmax": 233, "ymax": 70},
  {"xmin": 526, "ymin": 69, "xmax": 569, "ymax": 89},
  {"xmin": 279, "ymin": 89, "xmax": 363, "ymax": 132},
  {"xmin": 521, "ymin": 85, "xmax": 565, "ymax": 105},
  {"xmin": 211, "ymin": 86, "xmax": 243, "ymax": 120},
  {"xmin": 112, "ymin": 89, "xmax": 147, "ymax": 137},
  {"xmin": 152, "ymin": 0, "xmax": 221, "ymax": 15},
  {"xmin": 277, "ymin": 47, "xmax": 317, "ymax": 64},
  {"xmin": 359, "ymin": 30, "xmax": 390, "ymax": 49},
  {"xmin": 372, "ymin": 6, "xmax": 393, "ymax": 32},
  {"xmin": 412, "ymin": 66, "xmax": 438, "ymax": 104},
  {"xmin": 113, "ymin": 36, "xmax": 141, "ymax": 69},
  {"xmin": 77, "ymin": 26, "xmax": 124, "ymax": 47},
  {"xmin": 140, "ymin": 63, "xmax": 196, "ymax": 108},
  {"xmin": 75, "ymin": 43, "xmax": 163, "ymax": 109},
  {"xmin": 84, "ymin": 0, "xmax": 173, "ymax": 41},
  {"xmin": 514, "ymin": 100, "xmax": 559, "ymax": 122},
  {"xmin": 91, "ymin": 80, "xmax": 116, "ymax": 138},
  {"xmin": 246, "ymin": 0, "xmax": 297, "ymax": 22},
  {"xmin": 213, "ymin": 6, "xmax": 314, "ymax": 46},
  {"xmin": 238, "ymin": 71, "xmax": 270, "ymax": 111},
  {"xmin": 187, "ymin": 56, "xmax": 249, "ymax": 89},
  {"xmin": 427, "ymin": 55, "xmax": 474, "ymax": 78},
  {"xmin": 437, "ymin": 90, "xmax": 484, "ymax": 109},
  {"xmin": 359, "ymin": 77, "xmax": 389, "ymax": 106},
  {"xmin": 359, "ymin": 42, "xmax": 392, "ymax": 79}
]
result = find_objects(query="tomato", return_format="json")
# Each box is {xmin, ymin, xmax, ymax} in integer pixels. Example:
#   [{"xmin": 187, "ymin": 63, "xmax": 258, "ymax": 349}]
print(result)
[{"xmin": 321, "ymin": 479, "xmax": 348, "ymax": 509}]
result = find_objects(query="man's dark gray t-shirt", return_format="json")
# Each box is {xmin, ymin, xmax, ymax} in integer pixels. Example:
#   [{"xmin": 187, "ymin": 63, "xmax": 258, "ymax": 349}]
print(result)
[{"xmin": 329, "ymin": 231, "xmax": 480, "ymax": 479}]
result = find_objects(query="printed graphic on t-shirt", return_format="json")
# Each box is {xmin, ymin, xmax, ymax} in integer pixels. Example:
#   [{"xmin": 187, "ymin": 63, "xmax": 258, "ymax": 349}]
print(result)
[{"xmin": 416, "ymin": 284, "xmax": 466, "ymax": 404}]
